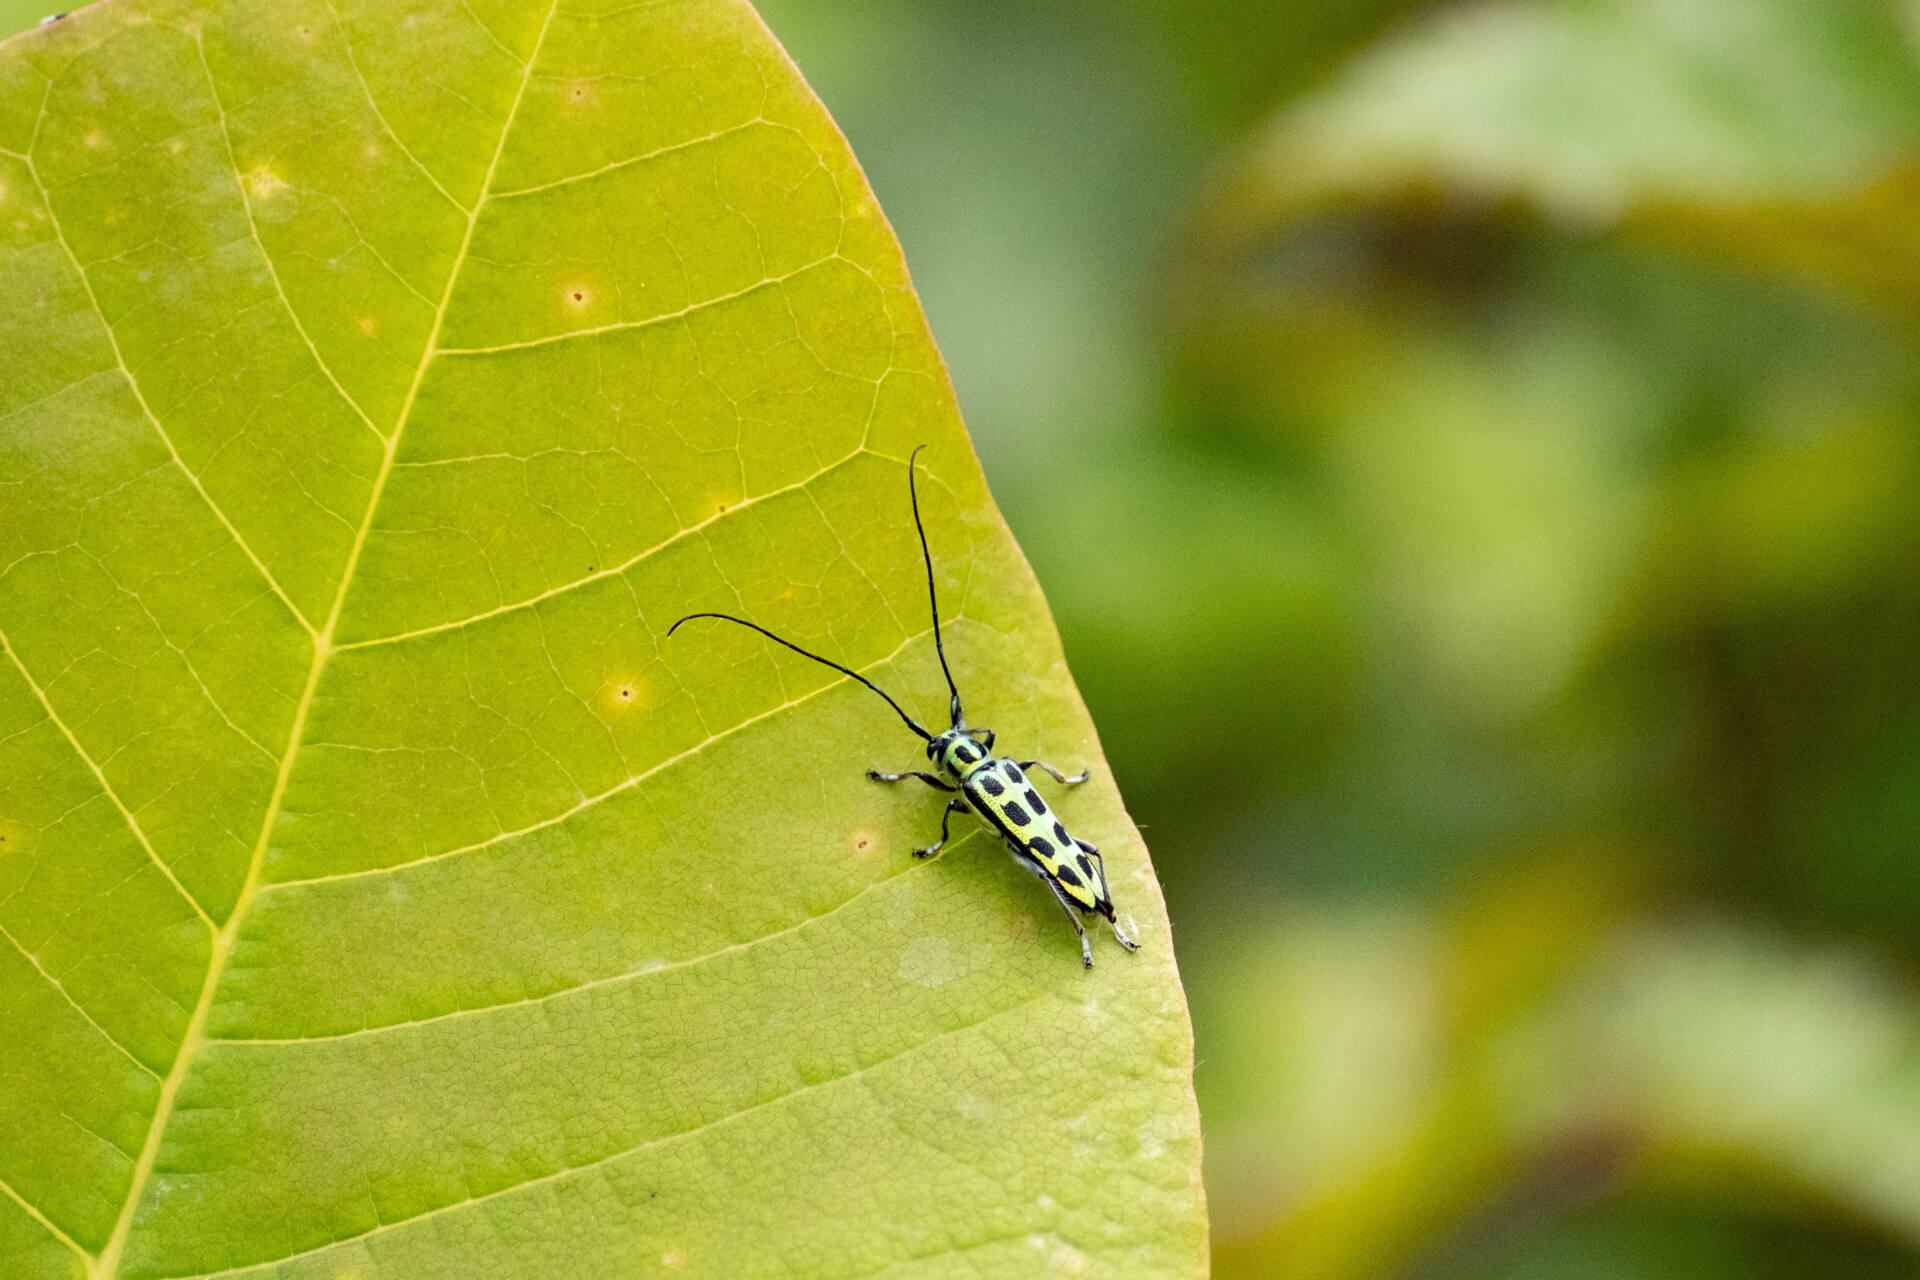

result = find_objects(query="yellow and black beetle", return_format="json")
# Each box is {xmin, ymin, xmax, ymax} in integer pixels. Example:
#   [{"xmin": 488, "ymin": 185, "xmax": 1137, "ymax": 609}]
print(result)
[{"xmin": 669, "ymin": 447, "xmax": 1140, "ymax": 967}]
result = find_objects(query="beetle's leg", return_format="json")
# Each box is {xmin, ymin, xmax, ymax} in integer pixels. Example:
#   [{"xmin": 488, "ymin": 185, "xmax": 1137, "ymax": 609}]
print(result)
[
  {"xmin": 913, "ymin": 796, "xmax": 970, "ymax": 859},
  {"xmin": 1073, "ymin": 834, "xmax": 1116, "ymax": 892},
  {"xmin": 868, "ymin": 769, "xmax": 955, "ymax": 792},
  {"xmin": 1073, "ymin": 837, "xmax": 1139, "ymax": 952},
  {"xmin": 1020, "ymin": 761, "xmax": 1089, "ymax": 786},
  {"xmin": 965, "ymin": 727, "xmax": 996, "ymax": 752},
  {"xmin": 1040, "ymin": 876, "xmax": 1094, "ymax": 968}
]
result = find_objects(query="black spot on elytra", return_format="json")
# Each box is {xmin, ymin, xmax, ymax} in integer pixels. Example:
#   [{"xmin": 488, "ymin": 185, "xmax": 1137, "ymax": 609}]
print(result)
[
  {"xmin": 1003, "ymin": 801, "xmax": 1029, "ymax": 826},
  {"xmin": 1075, "ymin": 853, "xmax": 1095, "ymax": 879},
  {"xmin": 1054, "ymin": 862, "xmax": 1084, "ymax": 888},
  {"xmin": 1006, "ymin": 764, "xmax": 1024, "ymax": 783},
  {"xmin": 1053, "ymin": 822, "xmax": 1069, "ymax": 846},
  {"xmin": 1023, "ymin": 789, "xmax": 1044, "ymax": 814},
  {"xmin": 1029, "ymin": 836, "xmax": 1054, "ymax": 858},
  {"xmin": 978, "ymin": 773, "xmax": 1004, "ymax": 797}
]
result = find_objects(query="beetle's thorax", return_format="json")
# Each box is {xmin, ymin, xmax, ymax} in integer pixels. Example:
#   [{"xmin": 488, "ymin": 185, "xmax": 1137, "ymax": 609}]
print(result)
[{"xmin": 927, "ymin": 727, "xmax": 991, "ymax": 781}]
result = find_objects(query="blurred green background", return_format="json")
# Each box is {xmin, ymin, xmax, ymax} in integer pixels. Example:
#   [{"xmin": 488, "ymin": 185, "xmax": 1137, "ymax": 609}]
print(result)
[{"xmin": 12, "ymin": 0, "xmax": 1920, "ymax": 1273}]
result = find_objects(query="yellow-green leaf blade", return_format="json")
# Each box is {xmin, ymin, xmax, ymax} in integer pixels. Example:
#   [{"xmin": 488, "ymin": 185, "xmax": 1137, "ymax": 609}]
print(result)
[{"xmin": 0, "ymin": 0, "xmax": 1207, "ymax": 1276}]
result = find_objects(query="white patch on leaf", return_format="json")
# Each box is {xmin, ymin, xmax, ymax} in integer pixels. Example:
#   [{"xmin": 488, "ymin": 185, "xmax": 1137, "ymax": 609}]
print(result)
[{"xmin": 899, "ymin": 935, "xmax": 958, "ymax": 987}]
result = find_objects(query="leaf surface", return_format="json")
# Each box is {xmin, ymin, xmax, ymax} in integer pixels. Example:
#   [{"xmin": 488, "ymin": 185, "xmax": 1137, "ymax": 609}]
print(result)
[{"xmin": 0, "ymin": 1, "xmax": 1206, "ymax": 1275}]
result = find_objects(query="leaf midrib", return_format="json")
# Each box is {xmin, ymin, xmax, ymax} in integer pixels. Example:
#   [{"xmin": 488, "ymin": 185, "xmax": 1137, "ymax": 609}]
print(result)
[{"xmin": 88, "ymin": 3, "xmax": 562, "ymax": 1274}]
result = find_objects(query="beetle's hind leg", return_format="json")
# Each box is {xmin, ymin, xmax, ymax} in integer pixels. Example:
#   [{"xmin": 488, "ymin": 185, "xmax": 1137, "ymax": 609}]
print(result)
[
  {"xmin": 1020, "ymin": 760, "xmax": 1089, "ymax": 786},
  {"xmin": 1073, "ymin": 836, "xmax": 1139, "ymax": 953},
  {"xmin": 1041, "ymin": 876, "xmax": 1094, "ymax": 968}
]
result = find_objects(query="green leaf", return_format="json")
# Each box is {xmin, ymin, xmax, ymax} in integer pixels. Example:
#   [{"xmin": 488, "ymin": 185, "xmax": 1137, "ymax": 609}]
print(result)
[
  {"xmin": 0, "ymin": 1, "xmax": 1206, "ymax": 1276},
  {"xmin": 1229, "ymin": 0, "xmax": 1920, "ymax": 222},
  {"xmin": 1195, "ymin": 0, "xmax": 1920, "ymax": 318}
]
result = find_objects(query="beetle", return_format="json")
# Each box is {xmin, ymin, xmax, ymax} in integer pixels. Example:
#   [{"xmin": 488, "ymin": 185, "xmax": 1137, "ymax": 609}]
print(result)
[{"xmin": 669, "ymin": 446, "xmax": 1140, "ymax": 967}]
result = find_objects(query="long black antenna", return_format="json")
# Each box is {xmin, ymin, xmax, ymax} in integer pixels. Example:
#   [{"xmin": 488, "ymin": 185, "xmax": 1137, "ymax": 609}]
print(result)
[
  {"xmin": 907, "ymin": 445, "xmax": 963, "ymax": 726},
  {"xmin": 667, "ymin": 612, "xmax": 932, "ymax": 741}
]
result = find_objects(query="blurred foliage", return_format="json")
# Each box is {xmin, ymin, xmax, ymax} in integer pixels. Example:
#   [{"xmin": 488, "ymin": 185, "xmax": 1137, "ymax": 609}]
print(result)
[{"xmin": 756, "ymin": 0, "xmax": 1920, "ymax": 1274}]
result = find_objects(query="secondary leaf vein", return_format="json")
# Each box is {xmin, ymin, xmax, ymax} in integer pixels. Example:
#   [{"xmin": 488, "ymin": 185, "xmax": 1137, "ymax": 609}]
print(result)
[
  {"xmin": 0, "ymin": 918, "xmax": 163, "ymax": 1077},
  {"xmin": 323, "ymin": 0, "xmax": 472, "ymax": 214},
  {"xmin": 489, "ymin": 116, "xmax": 771, "ymax": 199},
  {"xmin": 433, "ymin": 252, "xmax": 838, "ymax": 355},
  {"xmin": 190, "ymin": 31, "xmax": 387, "ymax": 444},
  {"xmin": 0, "ymin": 626, "xmax": 216, "ymax": 931},
  {"xmin": 0, "ymin": 1170, "xmax": 89, "ymax": 1268},
  {"xmin": 332, "ymin": 445, "xmax": 866, "ymax": 651},
  {"xmin": 15, "ymin": 146, "xmax": 318, "ymax": 637},
  {"xmin": 219, "ymin": 830, "xmax": 980, "ymax": 1044}
]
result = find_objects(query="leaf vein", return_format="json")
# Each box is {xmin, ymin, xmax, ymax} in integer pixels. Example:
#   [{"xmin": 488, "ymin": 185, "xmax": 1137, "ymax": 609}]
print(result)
[
  {"xmin": 0, "ymin": 628, "xmax": 216, "ymax": 930},
  {"xmin": 220, "ymin": 830, "xmax": 981, "ymax": 1044},
  {"xmin": 189, "ymin": 32, "xmax": 388, "ymax": 445},
  {"xmin": 488, "ymin": 116, "xmax": 770, "ymax": 200},
  {"xmin": 14, "ymin": 147, "xmax": 320, "ymax": 638},
  {"xmin": 0, "ymin": 368, "xmax": 123, "ymax": 426},
  {"xmin": 432, "ymin": 252, "xmax": 838, "ymax": 356},
  {"xmin": 83, "ymin": 548, "xmax": 280, "ymax": 764},
  {"xmin": 0, "ymin": 1171, "xmax": 89, "ymax": 1269},
  {"xmin": 0, "ymin": 917, "xmax": 163, "ymax": 1077},
  {"xmin": 323, "ymin": 0, "xmax": 472, "ymax": 214},
  {"xmin": 333, "ymin": 445, "xmax": 866, "ymax": 652}
]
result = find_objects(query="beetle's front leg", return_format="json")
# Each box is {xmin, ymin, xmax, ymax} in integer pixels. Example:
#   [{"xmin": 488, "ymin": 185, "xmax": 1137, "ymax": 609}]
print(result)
[
  {"xmin": 868, "ymin": 769, "xmax": 955, "ymax": 792},
  {"xmin": 1019, "ymin": 760, "xmax": 1089, "ymax": 786},
  {"xmin": 914, "ymin": 796, "xmax": 971, "ymax": 859}
]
